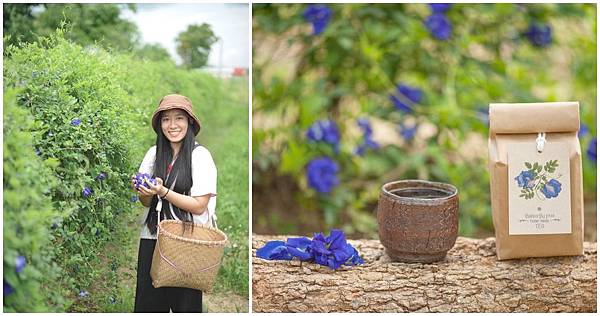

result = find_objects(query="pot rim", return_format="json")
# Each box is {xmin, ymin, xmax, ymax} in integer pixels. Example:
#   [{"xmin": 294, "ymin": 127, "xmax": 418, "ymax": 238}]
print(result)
[{"xmin": 381, "ymin": 179, "xmax": 458, "ymax": 202}]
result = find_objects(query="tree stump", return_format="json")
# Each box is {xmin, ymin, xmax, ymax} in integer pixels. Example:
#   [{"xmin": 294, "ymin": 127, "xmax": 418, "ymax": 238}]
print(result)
[{"xmin": 252, "ymin": 235, "xmax": 597, "ymax": 312}]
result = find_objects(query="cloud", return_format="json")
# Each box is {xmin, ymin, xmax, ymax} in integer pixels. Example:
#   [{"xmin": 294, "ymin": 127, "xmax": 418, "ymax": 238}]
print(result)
[{"xmin": 121, "ymin": 3, "xmax": 249, "ymax": 67}]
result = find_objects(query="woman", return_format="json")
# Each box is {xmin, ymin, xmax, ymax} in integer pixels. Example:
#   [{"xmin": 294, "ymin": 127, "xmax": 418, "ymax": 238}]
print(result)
[{"xmin": 132, "ymin": 94, "xmax": 217, "ymax": 312}]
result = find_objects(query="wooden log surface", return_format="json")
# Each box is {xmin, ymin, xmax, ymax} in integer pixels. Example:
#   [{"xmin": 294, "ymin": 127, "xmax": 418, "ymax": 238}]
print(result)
[{"xmin": 252, "ymin": 235, "xmax": 597, "ymax": 312}]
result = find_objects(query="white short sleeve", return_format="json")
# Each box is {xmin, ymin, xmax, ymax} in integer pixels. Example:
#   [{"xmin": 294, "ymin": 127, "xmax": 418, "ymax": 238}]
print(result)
[
  {"xmin": 190, "ymin": 146, "xmax": 217, "ymax": 197},
  {"xmin": 138, "ymin": 146, "xmax": 156, "ymax": 174}
]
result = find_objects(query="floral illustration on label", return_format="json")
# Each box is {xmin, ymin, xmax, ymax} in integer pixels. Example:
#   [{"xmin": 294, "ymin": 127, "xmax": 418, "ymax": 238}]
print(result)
[{"xmin": 515, "ymin": 160, "xmax": 562, "ymax": 200}]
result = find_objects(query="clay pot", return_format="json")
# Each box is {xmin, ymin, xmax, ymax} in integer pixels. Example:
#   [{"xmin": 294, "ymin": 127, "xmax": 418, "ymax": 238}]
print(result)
[{"xmin": 377, "ymin": 180, "xmax": 459, "ymax": 263}]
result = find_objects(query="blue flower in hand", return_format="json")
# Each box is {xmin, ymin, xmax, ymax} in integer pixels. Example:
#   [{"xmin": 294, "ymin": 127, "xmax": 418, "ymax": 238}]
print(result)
[
  {"xmin": 515, "ymin": 170, "xmax": 535, "ymax": 189},
  {"xmin": 541, "ymin": 179, "xmax": 561, "ymax": 199}
]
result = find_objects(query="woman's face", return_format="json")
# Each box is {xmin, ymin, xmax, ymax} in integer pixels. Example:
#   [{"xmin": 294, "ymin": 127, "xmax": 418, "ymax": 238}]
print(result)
[{"xmin": 160, "ymin": 109, "xmax": 189, "ymax": 143}]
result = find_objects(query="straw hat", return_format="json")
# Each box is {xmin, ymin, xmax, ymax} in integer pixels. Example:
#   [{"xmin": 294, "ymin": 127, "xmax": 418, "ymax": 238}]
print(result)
[{"xmin": 151, "ymin": 94, "xmax": 201, "ymax": 136}]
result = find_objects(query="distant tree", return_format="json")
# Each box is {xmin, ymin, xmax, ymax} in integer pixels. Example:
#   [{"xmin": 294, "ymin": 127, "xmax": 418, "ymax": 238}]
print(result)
[
  {"xmin": 175, "ymin": 23, "xmax": 218, "ymax": 69},
  {"xmin": 3, "ymin": 3, "xmax": 140, "ymax": 51},
  {"xmin": 3, "ymin": 4, "xmax": 38, "ymax": 47},
  {"xmin": 134, "ymin": 43, "xmax": 173, "ymax": 63}
]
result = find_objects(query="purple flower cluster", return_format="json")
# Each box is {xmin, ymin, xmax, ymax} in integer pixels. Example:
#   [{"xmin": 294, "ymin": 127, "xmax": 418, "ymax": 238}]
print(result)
[
  {"xmin": 256, "ymin": 229, "xmax": 365, "ymax": 270},
  {"xmin": 306, "ymin": 119, "xmax": 340, "ymax": 150},
  {"xmin": 354, "ymin": 118, "xmax": 379, "ymax": 156},
  {"xmin": 389, "ymin": 83, "xmax": 423, "ymax": 113},
  {"xmin": 133, "ymin": 172, "xmax": 157, "ymax": 190},
  {"xmin": 524, "ymin": 23, "xmax": 552, "ymax": 48},
  {"xmin": 303, "ymin": 4, "xmax": 332, "ymax": 35},
  {"xmin": 424, "ymin": 4, "xmax": 452, "ymax": 40},
  {"xmin": 306, "ymin": 157, "xmax": 339, "ymax": 193},
  {"xmin": 71, "ymin": 118, "xmax": 81, "ymax": 126}
]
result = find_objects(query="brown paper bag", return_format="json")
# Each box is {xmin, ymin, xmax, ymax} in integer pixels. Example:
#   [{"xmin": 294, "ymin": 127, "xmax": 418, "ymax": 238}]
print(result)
[{"xmin": 488, "ymin": 102, "xmax": 584, "ymax": 260}]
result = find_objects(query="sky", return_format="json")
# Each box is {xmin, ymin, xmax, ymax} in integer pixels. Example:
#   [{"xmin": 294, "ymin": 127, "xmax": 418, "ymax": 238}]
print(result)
[{"xmin": 121, "ymin": 3, "xmax": 249, "ymax": 68}]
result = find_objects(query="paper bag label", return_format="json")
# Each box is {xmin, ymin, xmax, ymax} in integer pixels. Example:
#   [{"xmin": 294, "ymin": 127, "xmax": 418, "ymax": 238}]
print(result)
[{"xmin": 507, "ymin": 142, "xmax": 571, "ymax": 235}]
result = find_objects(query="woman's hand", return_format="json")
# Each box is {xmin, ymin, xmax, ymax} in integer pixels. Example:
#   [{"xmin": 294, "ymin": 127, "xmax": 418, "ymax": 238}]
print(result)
[{"xmin": 138, "ymin": 177, "xmax": 166, "ymax": 197}]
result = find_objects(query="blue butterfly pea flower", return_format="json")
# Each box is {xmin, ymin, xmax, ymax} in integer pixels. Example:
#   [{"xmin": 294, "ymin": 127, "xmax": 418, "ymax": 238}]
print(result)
[
  {"xmin": 399, "ymin": 124, "xmax": 418, "ymax": 141},
  {"xmin": 587, "ymin": 137, "xmax": 596, "ymax": 163},
  {"xmin": 303, "ymin": 4, "xmax": 332, "ymax": 35},
  {"xmin": 390, "ymin": 84, "xmax": 423, "ymax": 113},
  {"xmin": 15, "ymin": 255, "xmax": 26, "ymax": 274},
  {"xmin": 286, "ymin": 237, "xmax": 313, "ymax": 261},
  {"xmin": 524, "ymin": 24, "xmax": 552, "ymax": 47},
  {"xmin": 425, "ymin": 13, "xmax": 452, "ymax": 40},
  {"xmin": 82, "ymin": 187, "xmax": 93, "ymax": 198},
  {"xmin": 306, "ymin": 119, "xmax": 340, "ymax": 150},
  {"xmin": 306, "ymin": 157, "xmax": 339, "ymax": 193},
  {"xmin": 256, "ymin": 240, "xmax": 292, "ymax": 260},
  {"xmin": 354, "ymin": 118, "xmax": 379, "ymax": 156},
  {"xmin": 429, "ymin": 3, "xmax": 452, "ymax": 13},
  {"xmin": 4, "ymin": 280, "xmax": 14, "ymax": 296},
  {"xmin": 579, "ymin": 123, "xmax": 589, "ymax": 138},
  {"xmin": 515, "ymin": 170, "xmax": 535, "ymax": 189},
  {"xmin": 541, "ymin": 179, "xmax": 562, "ymax": 199}
]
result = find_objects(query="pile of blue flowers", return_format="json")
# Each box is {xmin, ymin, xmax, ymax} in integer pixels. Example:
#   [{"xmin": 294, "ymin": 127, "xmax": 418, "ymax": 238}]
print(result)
[
  {"xmin": 256, "ymin": 229, "xmax": 365, "ymax": 270},
  {"xmin": 133, "ymin": 172, "xmax": 157, "ymax": 190}
]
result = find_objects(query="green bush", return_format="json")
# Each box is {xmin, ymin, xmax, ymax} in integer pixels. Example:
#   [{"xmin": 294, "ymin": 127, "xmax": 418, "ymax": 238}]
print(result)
[
  {"xmin": 3, "ymin": 89, "xmax": 64, "ymax": 311},
  {"xmin": 4, "ymin": 32, "xmax": 139, "ymax": 309},
  {"xmin": 252, "ymin": 3, "xmax": 596, "ymax": 237}
]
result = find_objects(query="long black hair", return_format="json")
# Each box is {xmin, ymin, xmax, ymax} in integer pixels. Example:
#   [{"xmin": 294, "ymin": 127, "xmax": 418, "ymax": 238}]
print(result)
[{"xmin": 145, "ymin": 112, "xmax": 199, "ymax": 235}]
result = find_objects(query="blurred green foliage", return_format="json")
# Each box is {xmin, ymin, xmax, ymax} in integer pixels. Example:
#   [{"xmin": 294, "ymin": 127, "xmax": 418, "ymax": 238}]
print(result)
[{"xmin": 252, "ymin": 3, "xmax": 597, "ymax": 237}]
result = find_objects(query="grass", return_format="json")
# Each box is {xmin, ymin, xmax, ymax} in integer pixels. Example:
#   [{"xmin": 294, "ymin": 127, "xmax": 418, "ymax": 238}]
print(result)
[{"xmin": 68, "ymin": 77, "xmax": 249, "ymax": 312}]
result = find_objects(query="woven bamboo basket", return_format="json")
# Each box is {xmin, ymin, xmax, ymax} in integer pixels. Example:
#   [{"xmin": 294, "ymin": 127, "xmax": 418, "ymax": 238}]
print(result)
[{"xmin": 150, "ymin": 219, "xmax": 228, "ymax": 292}]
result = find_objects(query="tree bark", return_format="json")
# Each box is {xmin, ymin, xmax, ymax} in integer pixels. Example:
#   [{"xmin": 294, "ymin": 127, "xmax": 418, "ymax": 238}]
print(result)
[{"xmin": 252, "ymin": 235, "xmax": 597, "ymax": 312}]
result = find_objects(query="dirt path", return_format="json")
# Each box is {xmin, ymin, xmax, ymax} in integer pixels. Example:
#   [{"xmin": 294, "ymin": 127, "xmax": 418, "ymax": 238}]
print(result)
[{"xmin": 204, "ymin": 292, "xmax": 249, "ymax": 313}]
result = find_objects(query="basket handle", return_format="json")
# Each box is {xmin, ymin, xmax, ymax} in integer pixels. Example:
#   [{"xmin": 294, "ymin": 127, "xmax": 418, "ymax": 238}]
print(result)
[{"xmin": 155, "ymin": 227, "xmax": 222, "ymax": 277}]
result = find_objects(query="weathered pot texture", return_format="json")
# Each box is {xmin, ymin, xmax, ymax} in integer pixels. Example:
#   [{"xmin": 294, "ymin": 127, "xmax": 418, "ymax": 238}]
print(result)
[{"xmin": 377, "ymin": 180, "xmax": 459, "ymax": 263}]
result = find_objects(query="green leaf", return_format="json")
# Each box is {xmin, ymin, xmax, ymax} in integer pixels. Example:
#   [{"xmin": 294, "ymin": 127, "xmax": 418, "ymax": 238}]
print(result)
[{"xmin": 525, "ymin": 162, "xmax": 532, "ymax": 169}]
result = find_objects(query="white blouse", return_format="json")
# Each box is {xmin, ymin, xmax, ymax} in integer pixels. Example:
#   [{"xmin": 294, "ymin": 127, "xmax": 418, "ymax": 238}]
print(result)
[{"xmin": 137, "ymin": 144, "xmax": 217, "ymax": 239}]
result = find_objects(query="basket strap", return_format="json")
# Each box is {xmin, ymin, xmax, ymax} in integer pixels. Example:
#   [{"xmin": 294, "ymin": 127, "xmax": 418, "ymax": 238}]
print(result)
[{"xmin": 156, "ymin": 234, "xmax": 222, "ymax": 277}]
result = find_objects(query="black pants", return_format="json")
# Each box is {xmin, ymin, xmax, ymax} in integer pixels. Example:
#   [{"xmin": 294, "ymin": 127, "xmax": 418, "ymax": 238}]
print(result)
[{"xmin": 134, "ymin": 239, "xmax": 203, "ymax": 312}]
